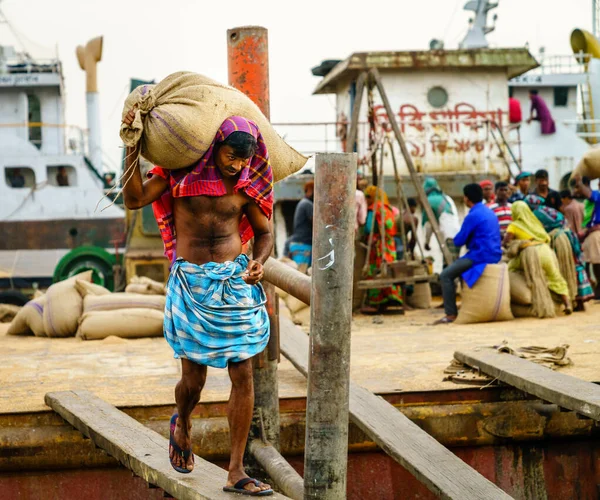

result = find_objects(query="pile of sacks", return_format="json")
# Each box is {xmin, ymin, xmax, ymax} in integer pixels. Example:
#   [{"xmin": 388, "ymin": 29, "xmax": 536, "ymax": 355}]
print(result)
[
  {"xmin": 509, "ymin": 271, "xmax": 563, "ymax": 318},
  {"xmin": 7, "ymin": 271, "xmax": 166, "ymax": 340},
  {"xmin": 276, "ymin": 257, "xmax": 311, "ymax": 327}
]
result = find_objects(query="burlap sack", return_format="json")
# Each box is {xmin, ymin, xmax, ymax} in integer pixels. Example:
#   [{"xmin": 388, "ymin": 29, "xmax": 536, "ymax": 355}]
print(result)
[
  {"xmin": 83, "ymin": 293, "xmax": 165, "ymax": 313},
  {"xmin": 455, "ymin": 264, "xmax": 513, "ymax": 324},
  {"xmin": 407, "ymin": 283, "xmax": 432, "ymax": 309},
  {"xmin": 129, "ymin": 276, "xmax": 165, "ymax": 295},
  {"xmin": 7, "ymin": 296, "xmax": 46, "ymax": 336},
  {"xmin": 511, "ymin": 301, "xmax": 563, "ymax": 318},
  {"xmin": 573, "ymin": 148, "xmax": 600, "ymax": 180},
  {"xmin": 120, "ymin": 72, "xmax": 308, "ymax": 182},
  {"xmin": 285, "ymin": 295, "xmax": 309, "ymax": 314},
  {"xmin": 77, "ymin": 309, "xmax": 164, "ymax": 340},
  {"xmin": 0, "ymin": 304, "xmax": 21, "ymax": 323},
  {"xmin": 125, "ymin": 283, "xmax": 156, "ymax": 295},
  {"xmin": 43, "ymin": 271, "xmax": 93, "ymax": 338},
  {"xmin": 509, "ymin": 271, "xmax": 532, "ymax": 306},
  {"xmin": 75, "ymin": 280, "xmax": 111, "ymax": 298}
]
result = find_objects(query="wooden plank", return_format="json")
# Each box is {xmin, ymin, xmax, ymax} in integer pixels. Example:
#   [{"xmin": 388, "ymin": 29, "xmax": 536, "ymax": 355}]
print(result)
[
  {"xmin": 357, "ymin": 274, "xmax": 437, "ymax": 289},
  {"xmin": 45, "ymin": 391, "xmax": 290, "ymax": 500},
  {"xmin": 279, "ymin": 317, "xmax": 512, "ymax": 500},
  {"xmin": 455, "ymin": 348, "xmax": 600, "ymax": 420}
]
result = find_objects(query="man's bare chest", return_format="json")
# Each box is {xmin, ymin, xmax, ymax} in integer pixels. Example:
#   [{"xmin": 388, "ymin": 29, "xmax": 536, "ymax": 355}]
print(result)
[{"xmin": 176, "ymin": 193, "xmax": 248, "ymax": 221}]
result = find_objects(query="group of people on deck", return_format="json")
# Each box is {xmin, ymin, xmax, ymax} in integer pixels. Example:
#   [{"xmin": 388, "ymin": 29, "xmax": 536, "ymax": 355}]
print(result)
[{"xmin": 435, "ymin": 170, "xmax": 600, "ymax": 324}]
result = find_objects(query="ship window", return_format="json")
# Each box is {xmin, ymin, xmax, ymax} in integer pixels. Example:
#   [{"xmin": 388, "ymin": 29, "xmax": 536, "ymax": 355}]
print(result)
[
  {"xmin": 27, "ymin": 94, "xmax": 42, "ymax": 149},
  {"xmin": 4, "ymin": 167, "xmax": 36, "ymax": 189},
  {"xmin": 47, "ymin": 165, "xmax": 77, "ymax": 187},
  {"xmin": 554, "ymin": 87, "xmax": 569, "ymax": 107},
  {"xmin": 427, "ymin": 86, "xmax": 449, "ymax": 108}
]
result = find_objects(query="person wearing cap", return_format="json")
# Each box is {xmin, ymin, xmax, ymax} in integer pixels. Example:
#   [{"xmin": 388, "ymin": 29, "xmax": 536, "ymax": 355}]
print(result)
[
  {"xmin": 479, "ymin": 180, "xmax": 495, "ymax": 205},
  {"xmin": 509, "ymin": 171, "xmax": 532, "ymax": 203},
  {"xmin": 532, "ymin": 169, "xmax": 561, "ymax": 211}
]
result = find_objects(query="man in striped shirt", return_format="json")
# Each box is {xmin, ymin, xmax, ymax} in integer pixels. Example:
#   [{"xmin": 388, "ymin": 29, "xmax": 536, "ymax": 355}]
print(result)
[{"xmin": 487, "ymin": 181, "xmax": 512, "ymax": 238}]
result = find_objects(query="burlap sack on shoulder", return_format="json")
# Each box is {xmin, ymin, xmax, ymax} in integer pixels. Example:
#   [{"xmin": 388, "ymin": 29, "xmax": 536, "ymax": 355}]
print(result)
[
  {"xmin": 83, "ymin": 293, "xmax": 165, "ymax": 313},
  {"xmin": 7, "ymin": 296, "xmax": 46, "ymax": 337},
  {"xmin": 77, "ymin": 309, "xmax": 164, "ymax": 340},
  {"xmin": 43, "ymin": 271, "xmax": 93, "ymax": 338},
  {"xmin": 120, "ymin": 72, "xmax": 308, "ymax": 182},
  {"xmin": 455, "ymin": 264, "xmax": 513, "ymax": 324},
  {"xmin": 573, "ymin": 148, "xmax": 600, "ymax": 180},
  {"xmin": 509, "ymin": 271, "xmax": 532, "ymax": 306}
]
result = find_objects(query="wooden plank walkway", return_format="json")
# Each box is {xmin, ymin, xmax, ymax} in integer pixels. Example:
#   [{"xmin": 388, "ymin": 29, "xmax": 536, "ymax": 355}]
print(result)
[
  {"xmin": 455, "ymin": 348, "xmax": 600, "ymax": 420},
  {"xmin": 45, "ymin": 390, "xmax": 290, "ymax": 500},
  {"xmin": 279, "ymin": 317, "xmax": 512, "ymax": 500}
]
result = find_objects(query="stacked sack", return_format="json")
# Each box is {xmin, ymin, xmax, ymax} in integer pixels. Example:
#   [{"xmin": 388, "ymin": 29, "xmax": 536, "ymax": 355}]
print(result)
[
  {"xmin": 6, "ymin": 272, "xmax": 166, "ymax": 340},
  {"xmin": 509, "ymin": 271, "xmax": 563, "ymax": 318},
  {"xmin": 455, "ymin": 264, "xmax": 514, "ymax": 324}
]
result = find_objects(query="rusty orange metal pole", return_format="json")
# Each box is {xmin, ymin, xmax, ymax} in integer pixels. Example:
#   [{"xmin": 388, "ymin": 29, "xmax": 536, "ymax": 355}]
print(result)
[
  {"xmin": 228, "ymin": 26, "xmax": 270, "ymax": 119},
  {"xmin": 227, "ymin": 26, "xmax": 280, "ymax": 451}
]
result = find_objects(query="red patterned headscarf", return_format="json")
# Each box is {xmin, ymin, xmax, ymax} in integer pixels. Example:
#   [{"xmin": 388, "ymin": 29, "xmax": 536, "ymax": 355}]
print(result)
[{"xmin": 148, "ymin": 116, "xmax": 273, "ymax": 264}]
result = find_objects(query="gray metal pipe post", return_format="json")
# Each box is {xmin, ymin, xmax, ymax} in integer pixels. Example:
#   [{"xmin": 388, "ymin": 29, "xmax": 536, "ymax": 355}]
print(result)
[{"xmin": 304, "ymin": 153, "xmax": 356, "ymax": 499}]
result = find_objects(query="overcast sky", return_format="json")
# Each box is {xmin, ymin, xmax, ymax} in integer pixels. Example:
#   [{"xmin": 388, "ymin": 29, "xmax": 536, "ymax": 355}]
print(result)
[{"xmin": 0, "ymin": 0, "xmax": 594, "ymax": 171}]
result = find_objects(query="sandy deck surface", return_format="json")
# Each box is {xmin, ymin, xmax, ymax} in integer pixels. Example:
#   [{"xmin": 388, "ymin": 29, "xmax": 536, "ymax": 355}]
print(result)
[{"xmin": 1, "ymin": 301, "xmax": 599, "ymax": 413}]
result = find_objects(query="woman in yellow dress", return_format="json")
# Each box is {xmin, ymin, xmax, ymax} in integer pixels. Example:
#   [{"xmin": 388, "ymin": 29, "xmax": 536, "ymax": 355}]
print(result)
[{"xmin": 503, "ymin": 201, "xmax": 572, "ymax": 315}]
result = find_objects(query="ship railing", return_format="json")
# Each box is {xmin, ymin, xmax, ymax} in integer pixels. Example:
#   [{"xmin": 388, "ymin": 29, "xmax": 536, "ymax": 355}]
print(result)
[
  {"xmin": 3, "ymin": 57, "xmax": 61, "ymax": 75},
  {"xmin": 563, "ymin": 118, "xmax": 600, "ymax": 140},
  {"xmin": 0, "ymin": 122, "xmax": 87, "ymax": 154},
  {"xmin": 273, "ymin": 119, "xmax": 518, "ymax": 176},
  {"xmin": 525, "ymin": 53, "xmax": 589, "ymax": 75}
]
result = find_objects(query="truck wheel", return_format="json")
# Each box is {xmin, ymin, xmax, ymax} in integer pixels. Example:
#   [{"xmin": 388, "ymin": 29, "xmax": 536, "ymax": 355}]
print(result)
[{"xmin": 0, "ymin": 290, "xmax": 29, "ymax": 306}]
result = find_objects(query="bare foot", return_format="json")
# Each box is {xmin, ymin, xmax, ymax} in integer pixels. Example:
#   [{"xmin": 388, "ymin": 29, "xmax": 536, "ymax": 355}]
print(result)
[
  {"xmin": 226, "ymin": 469, "xmax": 271, "ymax": 494},
  {"xmin": 170, "ymin": 416, "xmax": 194, "ymax": 471}
]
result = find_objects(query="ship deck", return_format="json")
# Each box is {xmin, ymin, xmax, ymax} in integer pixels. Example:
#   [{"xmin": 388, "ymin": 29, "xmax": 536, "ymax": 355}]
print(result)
[{"xmin": 2, "ymin": 302, "xmax": 600, "ymax": 414}]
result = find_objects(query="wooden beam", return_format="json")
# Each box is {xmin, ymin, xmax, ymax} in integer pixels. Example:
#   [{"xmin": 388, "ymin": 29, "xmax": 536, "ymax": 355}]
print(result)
[
  {"xmin": 357, "ymin": 274, "xmax": 437, "ymax": 290},
  {"xmin": 304, "ymin": 153, "xmax": 356, "ymax": 499},
  {"xmin": 455, "ymin": 348, "xmax": 600, "ymax": 420},
  {"xmin": 248, "ymin": 440, "xmax": 303, "ymax": 500},
  {"xmin": 44, "ymin": 391, "xmax": 290, "ymax": 500},
  {"xmin": 279, "ymin": 317, "xmax": 512, "ymax": 500},
  {"xmin": 346, "ymin": 72, "xmax": 367, "ymax": 153},
  {"xmin": 369, "ymin": 68, "xmax": 454, "ymax": 265}
]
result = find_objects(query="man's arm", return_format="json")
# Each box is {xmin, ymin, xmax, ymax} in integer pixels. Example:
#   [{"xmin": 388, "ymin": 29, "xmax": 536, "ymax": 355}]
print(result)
[
  {"xmin": 574, "ymin": 175, "xmax": 593, "ymax": 200},
  {"xmin": 453, "ymin": 212, "xmax": 474, "ymax": 248},
  {"xmin": 121, "ymin": 108, "xmax": 168, "ymax": 209},
  {"xmin": 244, "ymin": 201, "xmax": 274, "ymax": 285},
  {"xmin": 121, "ymin": 145, "xmax": 168, "ymax": 209}
]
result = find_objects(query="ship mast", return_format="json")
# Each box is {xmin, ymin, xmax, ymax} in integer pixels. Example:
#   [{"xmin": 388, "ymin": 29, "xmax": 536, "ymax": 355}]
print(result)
[{"xmin": 459, "ymin": 0, "xmax": 499, "ymax": 49}]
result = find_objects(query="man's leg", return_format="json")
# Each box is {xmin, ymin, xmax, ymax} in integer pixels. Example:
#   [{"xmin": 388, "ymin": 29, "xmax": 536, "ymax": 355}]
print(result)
[
  {"xmin": 438, "ymin": 258, "xmax": 474, "ymax": 320},
  {"xmin": 225, "ymin": 359, "xmax": 270, "ymax": 493},
  {"xmin": 171, "ymin": 358, "xmax": 207, "ymax": 471}
]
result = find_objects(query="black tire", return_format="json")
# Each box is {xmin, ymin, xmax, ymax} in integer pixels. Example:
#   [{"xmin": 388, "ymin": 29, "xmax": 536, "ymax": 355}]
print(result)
[{"xmin": 0, "ymin": 290, "xmax": 29, "ymax": 306}]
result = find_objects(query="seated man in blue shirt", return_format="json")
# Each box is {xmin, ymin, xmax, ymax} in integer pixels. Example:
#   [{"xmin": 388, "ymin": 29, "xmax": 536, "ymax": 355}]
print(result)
[{"xmin": 434, "ymin": 183, "xmax": 503, "ymax": 324}]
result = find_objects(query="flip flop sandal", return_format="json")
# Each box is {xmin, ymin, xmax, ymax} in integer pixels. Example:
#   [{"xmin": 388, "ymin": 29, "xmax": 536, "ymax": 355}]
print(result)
[
  {"xmin": 169, "ymin": 413, "xmax": 193, "ymax": 474},
  {"xmin": 223, "ymin": 478, "xmax": 274, "ymax": 496},
  {"xmin": 432, "ymin": 316, "xmax": 455, "ymax": 325}
]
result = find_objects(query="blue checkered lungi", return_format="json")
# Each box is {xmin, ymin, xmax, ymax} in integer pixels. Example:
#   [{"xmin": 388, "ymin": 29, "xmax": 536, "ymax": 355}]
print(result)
[{"xmin": 164, "ymin": 254, "xmax": 269, "ymax": 369}]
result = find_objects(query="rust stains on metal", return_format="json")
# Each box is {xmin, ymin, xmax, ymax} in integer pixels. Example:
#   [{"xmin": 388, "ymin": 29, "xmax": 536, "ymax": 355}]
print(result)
[{"xmin": 314, "ymin": 48, "xmax": 539, "ymax": 94}]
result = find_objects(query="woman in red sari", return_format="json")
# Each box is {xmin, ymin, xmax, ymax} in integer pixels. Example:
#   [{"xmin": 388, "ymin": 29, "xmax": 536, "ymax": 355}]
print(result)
[{"xmin": 361, "ymin": 186, "xmax": 403, "ymax": 313}]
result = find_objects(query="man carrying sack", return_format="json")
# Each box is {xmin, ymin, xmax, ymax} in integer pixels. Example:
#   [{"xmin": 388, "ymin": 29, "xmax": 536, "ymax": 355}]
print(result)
[{"xmin": 122, "ymin": 111, "xmax": 273, "ymax": 496}]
